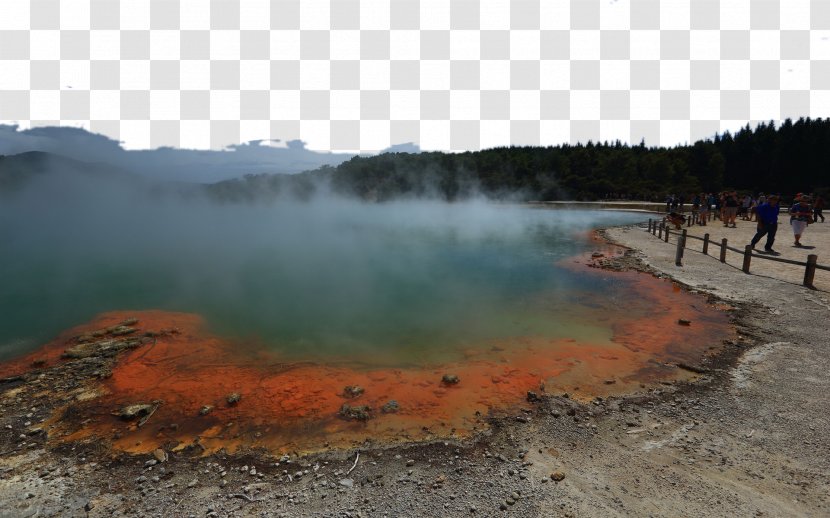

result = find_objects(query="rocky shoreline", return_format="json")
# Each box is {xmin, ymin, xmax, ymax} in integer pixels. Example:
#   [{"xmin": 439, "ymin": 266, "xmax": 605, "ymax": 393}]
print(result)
[{"xmin": 2, "ymin": 223, "xmax": 828, "ymax": 517}]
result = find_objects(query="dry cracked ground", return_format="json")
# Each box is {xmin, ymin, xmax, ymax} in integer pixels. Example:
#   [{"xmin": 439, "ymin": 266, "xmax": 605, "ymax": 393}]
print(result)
[{"xmin": 1, "ymin": 220, "xmax": 829, "ymax": 517}]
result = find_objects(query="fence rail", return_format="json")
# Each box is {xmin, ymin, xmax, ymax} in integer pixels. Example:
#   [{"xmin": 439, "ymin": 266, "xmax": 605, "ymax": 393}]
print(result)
[{"xmin": 646, "ymin": 218, "xmax": 827, "ymax": 289}]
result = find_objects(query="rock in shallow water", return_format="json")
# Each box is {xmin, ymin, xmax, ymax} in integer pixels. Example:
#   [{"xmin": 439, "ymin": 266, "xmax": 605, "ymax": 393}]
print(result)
[
  {"xmin": 342, "ymin": 385, "xmax": 364, "ymax": 398},
  {"xmin": 381, "ymin": 400, "xmax": 400, "ymax": 413},
  {"xmin": 339, "ymin": 404, "xmax": 373, "ymax": 421},
  {"xmin": 441, "ymin": 374, "xmax": 460, "ymax": 385}
]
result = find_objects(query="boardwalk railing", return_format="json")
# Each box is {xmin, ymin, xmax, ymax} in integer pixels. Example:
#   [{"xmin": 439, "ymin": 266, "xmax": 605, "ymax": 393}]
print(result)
[{"xmin": 646, "ymin": 218, "xmax": 829, "ymax": 289}]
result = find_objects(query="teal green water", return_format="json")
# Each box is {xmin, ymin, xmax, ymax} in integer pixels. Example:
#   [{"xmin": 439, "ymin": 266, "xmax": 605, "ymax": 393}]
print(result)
[{"xmin": 0, "ymin": 198, "xmax": 645, "ymax": 362}]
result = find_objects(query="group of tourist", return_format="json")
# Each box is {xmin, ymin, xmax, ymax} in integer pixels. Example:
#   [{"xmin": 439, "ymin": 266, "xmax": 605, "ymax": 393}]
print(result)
[{"xmin": 665, "ymin": 192, "xmax": 825, "ymax": 256}]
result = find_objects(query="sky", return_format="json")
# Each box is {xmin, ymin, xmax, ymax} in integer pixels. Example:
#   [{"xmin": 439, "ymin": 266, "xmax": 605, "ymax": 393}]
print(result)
[{"xmin": 0, "ymin": 0, "xmax": 828, "ymax": 154}]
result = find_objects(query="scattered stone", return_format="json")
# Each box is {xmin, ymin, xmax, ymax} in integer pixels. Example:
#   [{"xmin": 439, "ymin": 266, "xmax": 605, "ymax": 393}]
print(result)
[
  {"xmin": 678, "ymin": 319, "xmax": 691, "ymax": 326},
  {"xmin": 677, "ymin": 362, "xmax": 708, "ymax": 374},
  {"xmin": 441, "ymin": 374, "xmax": 460, "ymax": 385},
  {"xmin": 109, "ymin": 326, "xmax": 137, "ymax": 336},
  {"xmin": 339, "ymin": 404, "xmax": 373, "ymax": 421},
  {"xmin": 187, "ymin": 478, "xmax": 198, "ymax": 488},
  {"xmin": 604, "ymin": 379, "xmax": 616, "ymax": 385},
  {"xmin": 406, "ymin": 459, "xmax": 415, "ymax": 467},
  {"xmin": 342, "ymin": 385, "xmax": 364, "ymax": 398},
  {"xmin": 199, "ymin": 405, "xmax": 214, "ymax": 416},
  {"xmin": 526, "ymin": 391, "xmax": 540, "ymax": 402},
  {"xmin": 591, "ymin": 252, "xmax": 604, "ymax": 258},
  {"xmin": 121, "ymin": 317, "xmax": 139, "ymax": 326},
  {"xmin": 339, "ymin": 478, "xmax": 354, "ymax": 488},
  {"xmin": 381, "ymin": 400, "xmax": 400, "ymax": 413},
  {"xmin": 551, "ymin": 471, "xmax": 566, "ymax": 482},
  {"xmin": 226, "ymin": 393, "xmax": 242, "ymax": 405},
  {"xmin": 152, "ymin": 449, "xmax": 168, "ymax": 463},
  {"xmin": 115, "ymin": 403, "xmax": 155, "ymax": 420}
]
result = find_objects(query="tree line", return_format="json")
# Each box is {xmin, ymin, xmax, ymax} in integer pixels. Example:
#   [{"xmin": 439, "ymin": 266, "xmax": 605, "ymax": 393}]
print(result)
[{"xmin": 205, "ymin": 117, "xmax": 830, "ymax": 203}]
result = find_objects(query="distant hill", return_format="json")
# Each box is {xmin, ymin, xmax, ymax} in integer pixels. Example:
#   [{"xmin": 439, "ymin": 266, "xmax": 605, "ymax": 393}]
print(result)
[
  {"xmin": 3, "ymin": 117, "xmax": 829, "ymax": 203},
  {"xmin": 0, "ymin": 151, "xmax": 143, "ymax": 195},
  {"xmin": 0, "ymin": 125, "xmax": 362, "ymax": 183}
]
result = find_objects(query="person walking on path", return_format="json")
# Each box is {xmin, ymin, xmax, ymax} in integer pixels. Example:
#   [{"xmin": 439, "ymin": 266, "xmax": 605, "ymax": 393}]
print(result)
[
  {"xmin": 750, "ymin": 195, "xmax": 780, "ymax": 254},
  {"xmin": 789, "ymin": 195, "xmax": 813, "ymax": 247},
  {"xmin": 814, "ymin": 194, "xmax": 825, "ymax": 223}
]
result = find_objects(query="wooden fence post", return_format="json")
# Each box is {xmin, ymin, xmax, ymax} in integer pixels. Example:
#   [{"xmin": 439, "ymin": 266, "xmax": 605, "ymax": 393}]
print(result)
[
  {"xmin": 664, "ymin": 225, "xmax": 670, "ymax": 242},
  {"xmin": 675, "ymin": 229, "xmax": 687, "ymax": 266},
  {"xmin": 702, "ymin": 233, "xmax": 710, "ymax": 255},
  {"xmin": 720, "ymin": 238, "xmax": 728, "ymax": 263},
  {"xmin": 658, "ymin": 222, "xmax": 663, "ymax": 239},
  {"xmin": 648, "ymin": 219, "xmax": 653, "ymax": 233},
  {"xmin": 742, "ymin": 245, "xmax": 753, "ymax": 273},
  {"xmin": 804, "ymin": 254, "xmax": 818, "ymax": 288}
]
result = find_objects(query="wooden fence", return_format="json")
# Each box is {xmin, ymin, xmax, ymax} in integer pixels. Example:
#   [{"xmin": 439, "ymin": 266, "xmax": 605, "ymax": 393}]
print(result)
[{"xmin": 646, "ymin": 218, "xmax": 829, "ymax": 289}]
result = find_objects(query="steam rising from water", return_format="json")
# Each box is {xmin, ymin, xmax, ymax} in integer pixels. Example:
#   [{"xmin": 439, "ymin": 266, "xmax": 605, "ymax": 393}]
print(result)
[{"xmin": 0, "ymin": 169, "xmax": 645, "ymax": 362}]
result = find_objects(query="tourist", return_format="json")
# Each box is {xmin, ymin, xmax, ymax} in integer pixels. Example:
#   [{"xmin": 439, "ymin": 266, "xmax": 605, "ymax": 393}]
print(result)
[
  {"xmin": 697, "ymin": 192, "xmax": 709, "ymax": 225},
  {"xmin": 692, "ymin": 193, "xmax": 701, "ymax": 221},
  {"xmin": 749, "ymin": 196, "xmax": 759, "ymax": 222},
  {"xmin": 813, "ymin": 194, "xmax": 825, "ymax": 222},
  {"xmin": 740, "ymin": 194, "xmax": 752, "ymax": 220},
  {"xmin": 724, "ymin": 191, "xmax": 739, "ymax": 228},
  {"xmin": 789, "ymin": 194, "xmax": 813, "ymax": 247},
  {"xmin": 750, "ymin": 195, "xmax": 780, "ymax": 254}
]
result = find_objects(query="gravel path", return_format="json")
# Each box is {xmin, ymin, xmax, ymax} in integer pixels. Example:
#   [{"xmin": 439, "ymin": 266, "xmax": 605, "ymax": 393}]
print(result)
[{"xmin": 647, "ymin": 213, "xmax": 830, "ymax": 292}]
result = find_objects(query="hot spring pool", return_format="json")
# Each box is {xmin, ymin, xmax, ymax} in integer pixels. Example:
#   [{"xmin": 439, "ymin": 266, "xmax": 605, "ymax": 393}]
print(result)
[
  {"xmin": 1, "ymin": 199, "xmax": 734, "ymax": 453},
  {"xmin": 0, "ymin": 200, "xmax": 646, "ymax": 363}
]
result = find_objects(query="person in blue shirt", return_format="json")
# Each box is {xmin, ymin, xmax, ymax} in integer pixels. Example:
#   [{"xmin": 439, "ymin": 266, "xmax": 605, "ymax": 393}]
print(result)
[{"xmin": 750, "ymin": 194, "xmax": 780, "ymax": 254}]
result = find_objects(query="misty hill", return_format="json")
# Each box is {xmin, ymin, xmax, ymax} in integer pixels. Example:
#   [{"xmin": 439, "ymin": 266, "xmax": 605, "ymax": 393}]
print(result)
[
  {"xmin": 0, "ymin": 151, "xmax": 146, "ymax": 195},
  {"xmin": 0, "ymin": 125, "xmax": 360, "ymax": 183}
]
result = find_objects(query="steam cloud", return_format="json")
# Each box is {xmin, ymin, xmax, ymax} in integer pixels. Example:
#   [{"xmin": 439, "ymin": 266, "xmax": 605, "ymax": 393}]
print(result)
[{"xmin": 0, "ymin": 163, "xmax": 644, "ymax": 362}]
